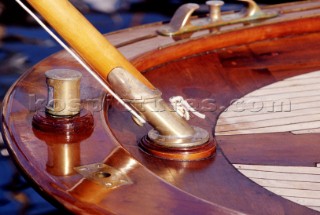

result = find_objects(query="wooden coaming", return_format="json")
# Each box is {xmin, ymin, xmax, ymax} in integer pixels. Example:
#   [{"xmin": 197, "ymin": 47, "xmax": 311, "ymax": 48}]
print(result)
[{"xmin": 2, "ymin": 1, "xmax": 320, "ymax": 214}]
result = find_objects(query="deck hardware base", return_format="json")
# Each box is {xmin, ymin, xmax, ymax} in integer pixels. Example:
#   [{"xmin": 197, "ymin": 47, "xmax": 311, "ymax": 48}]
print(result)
[
  {"xmin": 74, "ymin": 163, "xmax": 132, "ymax": 189},
  {"xmin": 139, "ymin": 136, "xmax": 216, "ymax": 161},
  {"xmin": 108, "ymin": 67, "xmax": 216, "ymax": 161}
]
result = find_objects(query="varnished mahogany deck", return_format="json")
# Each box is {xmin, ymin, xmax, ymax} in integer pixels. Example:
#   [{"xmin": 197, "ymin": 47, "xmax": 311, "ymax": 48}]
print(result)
[{"xmin": 2, "ymin": 1, "xmax": 320, "ymax": 214}]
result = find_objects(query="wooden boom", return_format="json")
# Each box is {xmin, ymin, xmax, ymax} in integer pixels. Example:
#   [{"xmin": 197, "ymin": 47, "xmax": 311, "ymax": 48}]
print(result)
[{"xmin": 27, "ymin": 0, "xmax": 154, "ymax": 89}]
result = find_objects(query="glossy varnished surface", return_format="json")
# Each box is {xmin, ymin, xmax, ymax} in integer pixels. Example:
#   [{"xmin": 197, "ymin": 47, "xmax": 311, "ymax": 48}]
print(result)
[
  {"xmin": 2, "ymin": 1, "xmax": 320, "ymax": 214},
  {"xmin": 107, "ymin": 32, "xmax": 320, "ymax": 214}
]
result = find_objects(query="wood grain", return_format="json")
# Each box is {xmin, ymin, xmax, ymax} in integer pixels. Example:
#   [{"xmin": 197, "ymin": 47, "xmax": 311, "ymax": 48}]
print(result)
[
  {"xmin": 3, "ymin": 1, "xmax": 320, "ymax": 214},
  {"xmin": 27, "ymin": 0, "xmax": 154, "ymax": 89}
]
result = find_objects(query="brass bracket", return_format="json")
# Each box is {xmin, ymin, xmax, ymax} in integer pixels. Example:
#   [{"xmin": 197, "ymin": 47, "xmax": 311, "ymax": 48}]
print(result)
[
  {"xmin": 157, "ymin": 0, "xmax": 279, "ymax": 36},
  {"xmin": 74, "ymin": 163, "xmax": 132, "ymax": 189}
]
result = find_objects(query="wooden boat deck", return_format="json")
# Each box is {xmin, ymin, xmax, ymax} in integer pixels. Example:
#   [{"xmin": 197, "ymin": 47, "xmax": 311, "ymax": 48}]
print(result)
[
  {"xmin": 235, "ymin": 164, "xmax": 320, "ymax": 212},
  {"xmin": 2, "ymin": 1, "xmax": 320, "ymax": 214}
]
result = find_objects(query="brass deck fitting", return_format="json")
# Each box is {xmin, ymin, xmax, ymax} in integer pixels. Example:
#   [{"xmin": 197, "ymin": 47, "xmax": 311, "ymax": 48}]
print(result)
[
  {"xmin": 33, "ymin": 70, "xmax": 94, "ymax": 175},
  {"xmin": 157, "ymin": 0, "xmax": 279, "ymax": 36},
  {"xmin": 32, "ymin": 69, "xmax": 94, "ymax": 138},
  {"xmin": 25, "ymin": 0, "xmax": 214, "ymax": 161},
  {"xmin": 206, "ymin": 0, "xmax": 224, "ymax": 23},
  {"xmin": 240, "ymin": 0, "xmax": 263, "ymax": 18},
  {"xmin": 108, "ymin": 67, "xmax": 215, "ymax": 161},
  {"xmin": 45, "ymin": 69, "xmax": 82, "ymax": 117}
]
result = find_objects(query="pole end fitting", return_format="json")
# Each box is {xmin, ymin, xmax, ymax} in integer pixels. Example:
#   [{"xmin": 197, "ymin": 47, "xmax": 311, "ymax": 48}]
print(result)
[
  {"xmin": 108, "ymin": 67, "xmax": 216, "ymax": 161},
  {"xmin": 139, "ymin": 131, "xmax": 216, "ymax": 161}
]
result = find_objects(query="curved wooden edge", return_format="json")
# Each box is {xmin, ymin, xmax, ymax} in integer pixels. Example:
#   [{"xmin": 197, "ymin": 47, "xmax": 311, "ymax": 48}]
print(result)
[
  {"xmin": 105, "ymin": 31, "xmax": 320, "ymax": 212},
  {"xmin": 2, "ymin": 1, "xmax": 320, "ymax": 214},
  {"xmin": 132, "ymin": 16, "xmax": 320, "ymax": 72},
  {"xmin": 0, "ymin": 64, "xmax": 241, "ymax": 215}
]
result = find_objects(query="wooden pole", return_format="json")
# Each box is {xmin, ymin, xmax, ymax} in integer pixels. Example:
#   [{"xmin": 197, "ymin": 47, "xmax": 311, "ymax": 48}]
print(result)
[{"xmin": 27, "ymin": 0, "xmax": 154, "ymax": 89}]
